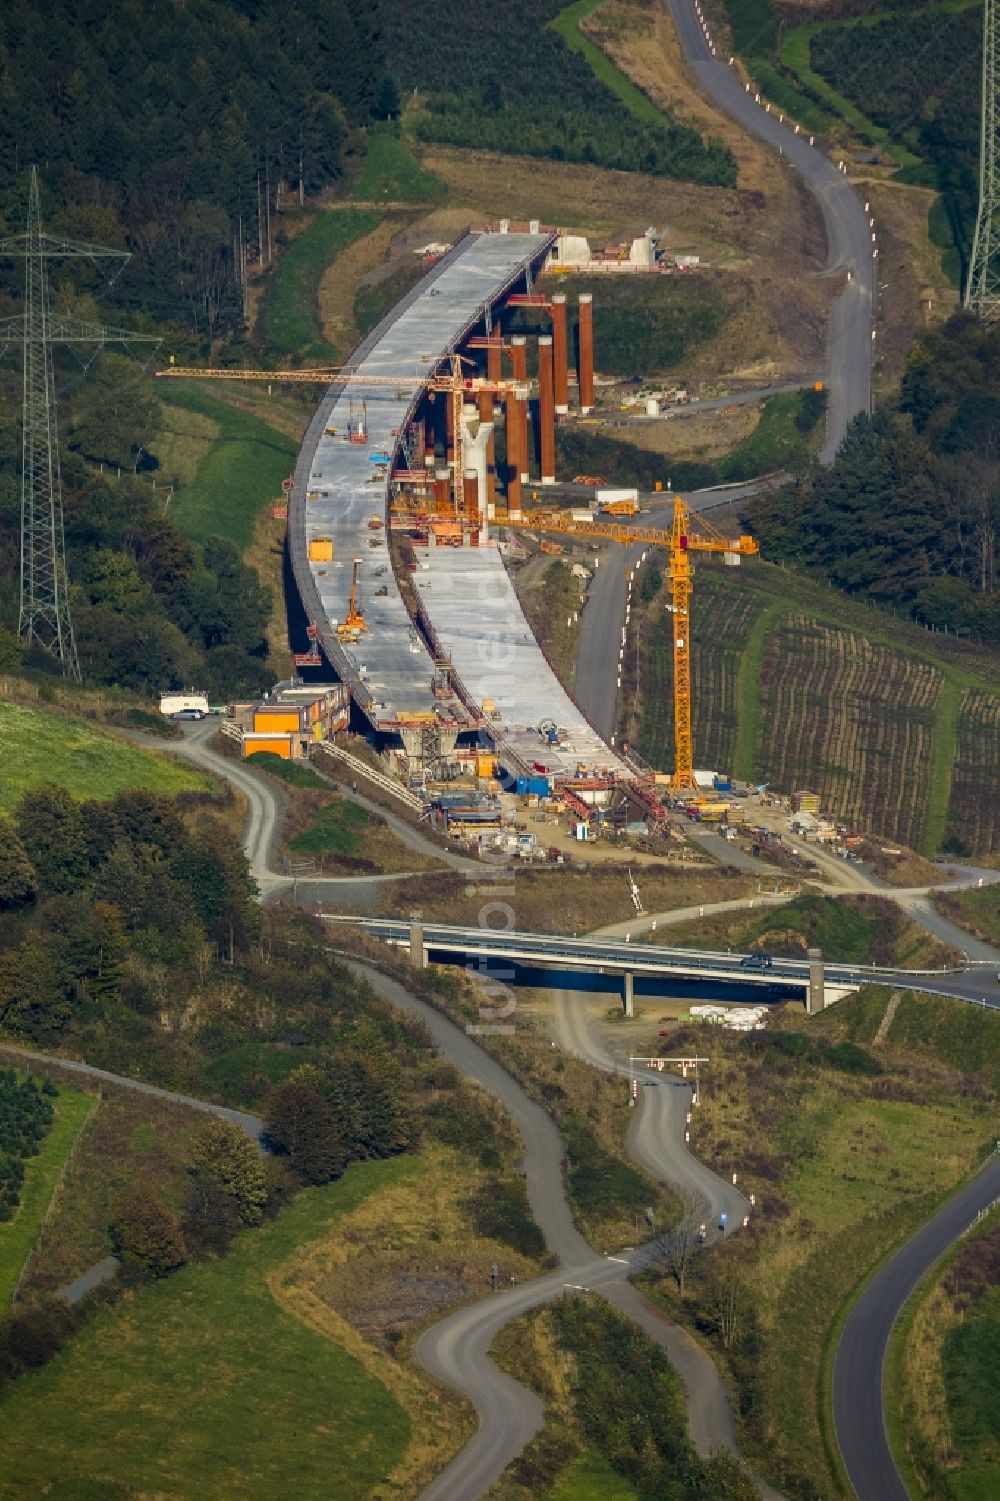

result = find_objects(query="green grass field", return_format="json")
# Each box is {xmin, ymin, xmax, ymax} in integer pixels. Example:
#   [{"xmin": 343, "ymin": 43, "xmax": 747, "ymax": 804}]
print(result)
[
  {"xmin": 289, "ymin": 800, "xmax": 374, "ymax": 858},
  {"xmin": 942, "ymin": 1284, "xmax": 1000, "ymax": 1501},
  {"xmin": 0, "ymin": 701, "xmax": 208, "ymax": 810},
  {"xmin": 355, "ymin": 127, "xmax": 444, "ymax": 202},
  {"xmin": 260, "ymin": 206, "xmax": 380, "ymax": 363},
  {"xmin": 0, "ymin": 1158, "xmax": 414, "ymax": 1499},
  {"xmin": 0, "ymin": 1085, "xmax": 94, "ymax": 1308},
  {"xmin": 157, "ymin": 387, "xmax": 297, "ymax": 551},
  {"xmin": 548, "ymin": 1449, "xmax": 638, "ymax": 1499}
]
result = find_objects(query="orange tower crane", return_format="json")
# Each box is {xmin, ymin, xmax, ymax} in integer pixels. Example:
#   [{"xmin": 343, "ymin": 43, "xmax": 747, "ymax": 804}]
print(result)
[{"xmin": 502, "ymin": 499, "xmax": 759, "ymax": 791}]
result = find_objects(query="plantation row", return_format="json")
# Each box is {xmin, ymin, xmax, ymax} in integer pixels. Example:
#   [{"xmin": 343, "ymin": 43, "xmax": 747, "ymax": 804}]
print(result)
[
  {"xmin": 629, "ymin": 567, "xmax": 768, "ymax": 774},
  {"xmin": 949, "ymin": 690, "xmax": 1000, "ymax": 857},
  {"xmin": 810, "ymin": 7, "xmax": 979, "ymax": 161},
  {"xmin": 0, "ymin": 1073, "xmax": 56, "ymax": 1221},
  {"xmin": 388, "ymin": 0, "xmax": 736, "ymax": 186},
  {"xmin": 756, "ymin": 619, "xmax": 942, "ymax": 847}
]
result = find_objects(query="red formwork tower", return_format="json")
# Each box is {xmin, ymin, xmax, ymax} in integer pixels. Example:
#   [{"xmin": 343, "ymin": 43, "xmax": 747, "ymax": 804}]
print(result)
[
  {"xmin": 538, "ymin": 334, "xmax": 556, "ymax": 484},
  {"xmin": 509, "ymin": 335, "xmax": 530, "ymax": 480},
  {"xmin": 578, "ymin": 293, "xmax": 595, "ymax": 413},
  {"xmin": 550, "ymin": 292, "xmax": 569, "ymax": 414}
]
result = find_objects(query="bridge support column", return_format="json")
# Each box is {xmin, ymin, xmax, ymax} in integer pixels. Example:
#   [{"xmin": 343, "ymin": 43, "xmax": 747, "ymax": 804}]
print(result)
[
  {"xmin": 807, "ymin": 947, "xmax": 824, "ymax": 1014},
  {"xmin": 623, "ymin": 970, "xmax": 634, "ymax": 1018},
  {"xmin": 409, "ymin": 920, "xmax": 427, "ymax": 969}
]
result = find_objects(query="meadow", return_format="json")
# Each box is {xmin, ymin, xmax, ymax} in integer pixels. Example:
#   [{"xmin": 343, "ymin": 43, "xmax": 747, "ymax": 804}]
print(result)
[
  {"xmin": 0, "ymin": 701, "xmax": 207, "ymax": 810},
  {"xmin": 0, "ymin": 1161, "xmax": 414, "ymax": 1499},
  {"xmin": 157, "ymin": 387, "xmax": 298, "ymax": 552}
]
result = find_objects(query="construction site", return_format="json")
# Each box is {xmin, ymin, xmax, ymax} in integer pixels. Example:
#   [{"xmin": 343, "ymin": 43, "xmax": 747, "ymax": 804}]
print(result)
[{"xmin": 163, "ymin": 221, "xmax": 759, "ymax": 852}]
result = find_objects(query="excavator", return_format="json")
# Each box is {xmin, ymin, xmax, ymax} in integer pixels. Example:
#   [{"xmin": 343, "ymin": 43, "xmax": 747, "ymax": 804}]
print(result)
[{"xmin": 336, "ymin": 557, "xmax": 369, "ymax": 642}]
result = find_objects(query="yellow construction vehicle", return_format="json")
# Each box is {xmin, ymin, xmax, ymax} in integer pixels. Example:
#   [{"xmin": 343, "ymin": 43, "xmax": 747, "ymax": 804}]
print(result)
[{"xmin": 336, "ymin": 557, "xmax": 369, "ymax": 642}]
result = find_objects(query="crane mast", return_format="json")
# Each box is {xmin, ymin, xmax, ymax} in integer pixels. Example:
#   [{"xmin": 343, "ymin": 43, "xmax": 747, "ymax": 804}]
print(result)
[{"xmin": 499, "ymin": 498, "xmax": 758, "ymax": 791}]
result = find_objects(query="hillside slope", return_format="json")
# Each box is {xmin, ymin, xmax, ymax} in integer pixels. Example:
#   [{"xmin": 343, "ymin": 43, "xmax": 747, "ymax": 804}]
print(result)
[{"xmin": 619, "ymin": 558, "xmax": 1000, "ymax": 857}]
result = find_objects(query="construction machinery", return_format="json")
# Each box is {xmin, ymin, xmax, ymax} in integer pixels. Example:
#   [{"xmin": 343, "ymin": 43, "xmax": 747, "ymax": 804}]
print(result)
[
  {"xmin": 155, "ymin": 355, "xmax": 524, "ymax": 516},
  {"xmin": 336, "ymin": 557, "xmax": 368, "ymax": 642},
  {"xmin": 500, "ymin": 497, "xmax": 759, "ymax": 792}
]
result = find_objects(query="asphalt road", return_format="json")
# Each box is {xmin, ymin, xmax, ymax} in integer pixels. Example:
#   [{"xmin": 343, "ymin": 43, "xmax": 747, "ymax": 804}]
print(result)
[
  {"xmin": 833, "ymin": 1153, "xmax": 1000, "ymax": 1501},
  {"xmin": 575, "ymin": 543, "xmax": 643, "ymax": 738},
  {"xmin": 663, "ymin": 0, "xmax": 873, "ymax": 462}
]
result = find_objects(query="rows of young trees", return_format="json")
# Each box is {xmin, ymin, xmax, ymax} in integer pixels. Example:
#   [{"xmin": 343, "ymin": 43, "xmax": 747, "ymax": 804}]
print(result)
[
  {"xmin": 744, "ymin": 315, "xmax": 1000, "ymax": 643},
  {"xmin": 388, "ymin": 0, "xmax": 736, "ymax": 186},
  {"xmin": 0, "ymin": 1072, "xmax": 56, "ymax": 1220},
  {"xmin": 0, "ymin": 0, "xmax": 395, "ymax": 347}
]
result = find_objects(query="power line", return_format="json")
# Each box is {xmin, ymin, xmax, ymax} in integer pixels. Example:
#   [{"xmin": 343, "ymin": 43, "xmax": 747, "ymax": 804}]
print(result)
[
  {"xmin": 0, "ymin": 167, "xmax": 159, "ymax": 678},
  {"xmin": 967, "ymin": 0, "xmax": 1000, "ymax": 318}
]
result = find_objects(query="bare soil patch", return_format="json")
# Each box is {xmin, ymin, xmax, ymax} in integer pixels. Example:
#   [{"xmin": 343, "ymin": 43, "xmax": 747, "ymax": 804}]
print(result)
[{"xmin": 603, "ymin": 403, "xmax": 763, "ymax": 460}]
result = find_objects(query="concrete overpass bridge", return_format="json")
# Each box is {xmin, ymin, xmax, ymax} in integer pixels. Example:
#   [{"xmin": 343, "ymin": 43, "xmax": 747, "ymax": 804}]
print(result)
[
  {"xmin": 324, "ymin": 916, "xmax": 1000, "ymax": 1015},
  {"xmin": 321, "ymin": 916, "xmax": 989, "ymax": 1016}
]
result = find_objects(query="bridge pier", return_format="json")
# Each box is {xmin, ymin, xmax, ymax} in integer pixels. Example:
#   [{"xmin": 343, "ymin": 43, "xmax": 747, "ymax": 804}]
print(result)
[
  {"xmin": 409, "ymin": 920, "xmax": 427, "ymax": 969},
  {"xmin": 623, "ymin": 970, "xmax": 634, "ymax": 1018},
  {"xmin": 807, "ymin": 947, "xmax": 824, "ymax": 1014}
]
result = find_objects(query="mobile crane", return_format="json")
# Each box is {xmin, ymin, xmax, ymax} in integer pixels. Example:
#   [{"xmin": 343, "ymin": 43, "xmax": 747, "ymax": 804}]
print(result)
[{"xmin": 336, "ymin": 557, "xmax": 368, "ymax": 642}]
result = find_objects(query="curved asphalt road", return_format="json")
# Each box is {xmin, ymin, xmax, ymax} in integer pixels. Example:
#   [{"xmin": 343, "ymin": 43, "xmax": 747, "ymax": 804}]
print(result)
[
  {"xmin": 663, "ymin": 0, "xmax": 873, "ymax": 462},
  {"xmin": 833, "ymin": 1154, "xmax": 1000, "ymax": 1501},
  {"xmin": 577, "ymin": 0, "xmax": 875, "ymax": 737}
]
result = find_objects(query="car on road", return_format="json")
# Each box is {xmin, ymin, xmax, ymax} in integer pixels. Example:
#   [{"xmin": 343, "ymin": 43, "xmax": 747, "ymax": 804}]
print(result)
[
  {"xmin": 172, "ymin": 708, "xmax": 206, "ymax": 721},
  {"xmin": 740, "ymin": 952, "xmax": 773, "ymax": 970}
]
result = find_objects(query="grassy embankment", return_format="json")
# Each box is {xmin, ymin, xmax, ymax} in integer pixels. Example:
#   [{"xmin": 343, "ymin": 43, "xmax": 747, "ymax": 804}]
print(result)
[
  {"xmin": 0, "ymin": 1161, "xmax": 415, "ymax": 1499},
  {"xmin": 515, "ymin": 558, "xmax": 586, "ymax": 689},
  {"xmin": 648, "ymin": 892, "xmax": 961, "ymax": 969},
  {"xmin": 642, "ymin": 987, "xmax": 999, "ymax": 1499},
  {"xmin": 619, "ymin": 557, "xmax": 1000, "ymax": 857},
  {"xmin": 0, "ymin": 1084, "xmax": 94, "ymax": 1308},
  {"xmin": 155, "ymin": 386, "xmax": 298, "ymax": 553},
  {"xmin": 722, "ymin": 0, "xmax": 837, "ymax": 136},
  {"xmin": 366, "ymin": 864, "xmax": 753, "ymax": 932},
  {"xmin": 259, "ymin": 205, "xmax": 380, "ymax": 364},
  {"xmin": 247, "ymin": 751, "xmax": 443, "ymax": 876},
  {"xmin": 886, "ymin": 1211, "xmax": 1000, "ymax": 1501},
  {"xmin": 935, "ymin": 884, "xmax": 1000, "ymax": 948},
  {"xmin": 354, "ymin": 124, "xmax": 446, "ymax": 204},
  {"xmin": 550, "ymin": 0, "xmax": 666, "ymax": 127},
  {"xmin": 0, "ymin": 700, "xmax": 208, "ymax": 810}
]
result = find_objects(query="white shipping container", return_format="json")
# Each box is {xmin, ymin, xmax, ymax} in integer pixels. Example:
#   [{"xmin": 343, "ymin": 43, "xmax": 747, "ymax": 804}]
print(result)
[
  {"xmin": 596, "ymin": 488, "xmax": 639, "ymax": 504},
  {"xmin": 160, "ymin": 693, "xmax": 209, "ymax": 717}
]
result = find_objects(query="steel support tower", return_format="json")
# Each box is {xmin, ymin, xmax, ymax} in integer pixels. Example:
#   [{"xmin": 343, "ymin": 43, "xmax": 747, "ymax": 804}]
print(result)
[
  {"xmin": 966, "ymin": 0, "xmax": 1000, "ymax": 318},
  {"xmin": 0, "ymin": 168, "xmax": 156, "ymax": 678}
]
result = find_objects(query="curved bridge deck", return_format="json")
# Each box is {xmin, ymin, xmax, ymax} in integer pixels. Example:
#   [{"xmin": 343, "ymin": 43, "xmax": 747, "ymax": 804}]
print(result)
[{"xmin": 288, "ymin": 226, "xmax": 626, "ymax": 777}]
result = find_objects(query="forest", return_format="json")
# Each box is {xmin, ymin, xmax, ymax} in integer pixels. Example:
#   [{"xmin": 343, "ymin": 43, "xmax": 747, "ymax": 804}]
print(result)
[
  {"xmin": 744, "ymin": 314, "xmax": 1000, "ymax": 643},
  {"xmin": 0, "ymin": 0, "xmax": 394, "ymax": 348},
  {"xmin": 387, "ymin": 0, "xmax": 736, "ymax": 186},
  {"xmin": 0, "ymin": 380, "xmax": 274, "ymax": 698}
]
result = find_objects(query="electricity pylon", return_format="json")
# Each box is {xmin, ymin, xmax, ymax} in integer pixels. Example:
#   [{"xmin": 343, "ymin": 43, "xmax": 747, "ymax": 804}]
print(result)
[
  {"xmin": 966, "ymin": 0, "xmax": 1000, "ymax": 318},
  {"xmin": 0, "ymin": 167, "xmax": 158, "ymax": 678}
]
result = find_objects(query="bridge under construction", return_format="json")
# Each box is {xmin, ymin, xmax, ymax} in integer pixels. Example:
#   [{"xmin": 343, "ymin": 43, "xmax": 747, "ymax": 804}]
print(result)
[{"xmin": 286, "ymin": 223, "xmax": 628, "ymax": 782}]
